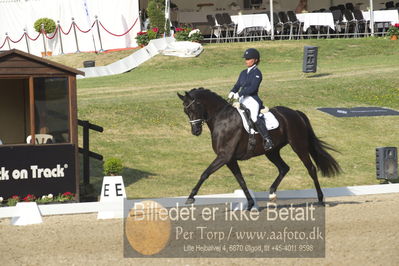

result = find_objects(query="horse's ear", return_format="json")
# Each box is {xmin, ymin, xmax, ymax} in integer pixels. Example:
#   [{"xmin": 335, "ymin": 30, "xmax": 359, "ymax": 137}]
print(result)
[
  {"xmin": 177, "ymin": 92, "xmax": 185, "ymax": 101},
  {"xmin": 185, "ymin": 91, "xmax": 193, "ymax": 100}
]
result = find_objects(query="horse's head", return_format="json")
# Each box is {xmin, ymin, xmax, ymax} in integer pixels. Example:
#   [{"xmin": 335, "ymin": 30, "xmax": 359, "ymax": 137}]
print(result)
[{"xmin": 177, "ymin": 91, "xmax": 206, "ymax": 136}]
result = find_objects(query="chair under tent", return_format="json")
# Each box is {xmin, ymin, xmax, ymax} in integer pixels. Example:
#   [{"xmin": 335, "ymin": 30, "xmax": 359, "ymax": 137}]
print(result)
[
  {"xmin": 342, "ymin": 9, "xmax": 359, "ymax": 37},
  {"xmin": 206, "ymin": 14, "xmax": 221, "ymax": 43},
  {"xmin": 277, "ymin": 11, "xmax": 290, "ymax": 38},
  {"xmin": 266, "ymin": 11, "xmax": 284, "ymax": 39},
  {"xmin": 287, "ymin": 11, "xmax": 303, "ymax": 39},
  {"xmin": 331, "ymin": 9, "xmax": 345, "ymax": 37},
  {"xmin": 386, "ymin": 1, "xmax": 395, "ymax": 9},
  {"xmin": 353, "ymin": 9, "xmax": 369, "ymax": 36},
  {"xmin": 222, "ymin": 13, "xmax": 238, "ymax": 42}
]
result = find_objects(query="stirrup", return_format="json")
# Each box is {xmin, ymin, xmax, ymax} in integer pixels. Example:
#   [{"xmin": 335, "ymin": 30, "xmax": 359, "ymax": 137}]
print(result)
[{"xmin": 263, "ymin": 138, "xmax": 273, "ymax": 151}]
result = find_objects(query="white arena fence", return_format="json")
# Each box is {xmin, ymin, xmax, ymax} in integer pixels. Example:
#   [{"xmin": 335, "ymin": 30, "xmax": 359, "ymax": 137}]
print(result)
[{"xmin": 0, "ymin": 0, "xmax": 141, "ymax": 56}]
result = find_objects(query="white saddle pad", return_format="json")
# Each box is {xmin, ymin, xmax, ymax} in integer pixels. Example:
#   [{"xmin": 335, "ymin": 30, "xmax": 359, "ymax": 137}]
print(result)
[{"xmin": 235, "ymin": 107, "xmax": 279, "ymax": 134}]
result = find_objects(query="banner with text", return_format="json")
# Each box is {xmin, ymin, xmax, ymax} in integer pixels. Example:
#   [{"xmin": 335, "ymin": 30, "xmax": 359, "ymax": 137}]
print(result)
[
  {"xmin": 123, "ymin": 198, "xmax": 325, "ymax": 258},
  {"xmin": 0, "ymin": 144, "xmax": 76, "ymax": 199}
]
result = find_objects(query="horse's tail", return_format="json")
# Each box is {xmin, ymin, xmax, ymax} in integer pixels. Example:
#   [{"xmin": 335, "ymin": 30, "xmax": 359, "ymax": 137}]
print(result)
[{"xmin": 297, "ymin": 110, "xmax": 342, "ymax": 177}]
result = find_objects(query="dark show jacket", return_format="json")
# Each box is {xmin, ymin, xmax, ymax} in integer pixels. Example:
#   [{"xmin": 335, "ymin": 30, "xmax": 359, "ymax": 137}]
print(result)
[{"xmin": 230, "ymin": 66, "xmax": 264, "ymax": 108}]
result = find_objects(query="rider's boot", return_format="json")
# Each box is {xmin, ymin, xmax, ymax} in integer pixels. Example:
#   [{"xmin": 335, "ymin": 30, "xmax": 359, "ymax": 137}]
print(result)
[{"xmin": 254, "ymin": 119, "xmax": 273, "ymax": 151}]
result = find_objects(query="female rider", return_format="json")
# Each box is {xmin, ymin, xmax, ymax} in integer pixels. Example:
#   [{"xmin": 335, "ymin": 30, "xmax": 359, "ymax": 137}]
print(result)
[{"xmin": 228, "ymin": 48, "xmax": 273, "ymax": 151}]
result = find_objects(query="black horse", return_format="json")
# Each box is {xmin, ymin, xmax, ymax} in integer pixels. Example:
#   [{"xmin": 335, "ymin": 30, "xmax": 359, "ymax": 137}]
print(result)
[{"xmin": 178, "ymin": 88, "xmax": 341, "ymax": 209}]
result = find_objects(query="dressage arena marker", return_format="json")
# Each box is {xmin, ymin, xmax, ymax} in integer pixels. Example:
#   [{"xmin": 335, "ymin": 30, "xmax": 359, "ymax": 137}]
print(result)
[
  {"xmin": 1, "ymin": 183, "xmax": 399, "ymax": 224},
  {"xmin": 317, "ymin": 107, "xmax": 399, "ymax": 117},
  {"xmin": 97, "ymin": 176, "xmax": 126, "ymax": 219},
  {"xmin": 10, "ymin": 202, "xmax": 42, "ymax": 226}
]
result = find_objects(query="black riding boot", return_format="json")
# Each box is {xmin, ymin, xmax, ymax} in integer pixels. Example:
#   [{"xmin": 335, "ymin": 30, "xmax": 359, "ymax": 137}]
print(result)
[{"xmin": 255, "ymin": 119, "xmax": 273, "ymax": 151}]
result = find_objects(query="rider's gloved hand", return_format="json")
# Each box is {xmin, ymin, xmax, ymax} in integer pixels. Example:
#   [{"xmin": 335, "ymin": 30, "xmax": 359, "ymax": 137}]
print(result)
[
  {"xmin": 233, "ymin": 93, "xmax": 240, "ymax": 100},
  {"xmin": 228, "ymin": 92, "xmax": 235, "ymax": 99}
]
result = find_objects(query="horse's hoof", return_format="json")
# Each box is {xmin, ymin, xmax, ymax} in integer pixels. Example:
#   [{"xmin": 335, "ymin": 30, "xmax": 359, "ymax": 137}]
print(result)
[
  {"xmin": 317, "ymin": 201, "xmax": 326, "ymax": 207},
  {"xmin": 246, "ymin": 202, "xmax": 254, "ymax": 211},
  {"xmin": 186, "ymin": 198, "xmax": 195, "ymax": 205},
  {"xmin": 248, "ymin": 205, "xmax": 259, "ymax": 212},
  {"xmin": 269, "ymin": 193, "xmax": 277, "ymax": 202}
]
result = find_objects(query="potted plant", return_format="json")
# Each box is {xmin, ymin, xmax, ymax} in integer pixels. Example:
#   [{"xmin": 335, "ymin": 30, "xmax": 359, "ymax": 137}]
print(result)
[
  {"xmin": 174, "ymin": 27, "xmax": 190, "ymax": 41},
  {"xmin": 7, "ymin": 195, "xmax": 20, "ymax": 206},
  {"xmin": 188, "ymin": 29, "xmax": 204, "ymax": 42},
  {"xmin": 33, "ymin": 17, "xmax": 56, "ymax": 56},
  {"xmin": 55, "ymin": 192, "xmax": 75, "ymax": 203},
  {"xmin": 136, "ymin": 31, "xmax": 149, "ymax": 47},
  {"xmin": 103, "ymin": 158, "xmax": 124, "ymax": 176},
  {"xmin": 135, "ymin": 28, "xmax": 160, "ymax": 47},
  {"xmin": 174, "ymin": 27, "xmax": 203, "ymax": 42},
  {"xmin": 22, "ymin": 194, "xmax": 36, "ymax": 202},
  {"xmin": 387, "ymin": 23, "xmax": 399, "ymax": 40},
  {"xmin": 36, "ymin": 194, "xmax": 54, "ymax": 204}
]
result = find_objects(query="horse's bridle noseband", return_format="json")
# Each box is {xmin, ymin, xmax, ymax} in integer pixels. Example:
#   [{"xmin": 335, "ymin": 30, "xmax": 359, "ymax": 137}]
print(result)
[{"xmin": 189, "ymin": 119, "xmax": 205, "ymax": 125}]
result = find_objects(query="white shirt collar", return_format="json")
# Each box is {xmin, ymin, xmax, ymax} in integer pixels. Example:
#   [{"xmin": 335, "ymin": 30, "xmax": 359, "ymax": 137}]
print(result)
[{"xmin": 247, "ymin": 64, "xmax": 257, "ymax": 73}]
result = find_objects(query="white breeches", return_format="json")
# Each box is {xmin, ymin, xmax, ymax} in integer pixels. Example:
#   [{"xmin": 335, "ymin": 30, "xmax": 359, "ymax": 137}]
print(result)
[{"xmin": 239, "ymin": 96, "xmax": 260, "ymax": 122}]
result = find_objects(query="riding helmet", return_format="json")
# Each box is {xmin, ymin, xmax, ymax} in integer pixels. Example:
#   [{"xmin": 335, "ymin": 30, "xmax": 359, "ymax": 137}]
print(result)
[{"xmin": 243, "ymin": 48, "xmax": 260, "ymax": 60}]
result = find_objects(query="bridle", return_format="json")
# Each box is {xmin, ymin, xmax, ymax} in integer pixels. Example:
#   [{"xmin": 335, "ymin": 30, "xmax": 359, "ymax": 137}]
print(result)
[
  {"xmin": 184, "ymin": 99, "xmax": 206, "ymax": 125},
  {"xmin": 184, "ymin": 98, "xmax": 229, "ymax": 126}
]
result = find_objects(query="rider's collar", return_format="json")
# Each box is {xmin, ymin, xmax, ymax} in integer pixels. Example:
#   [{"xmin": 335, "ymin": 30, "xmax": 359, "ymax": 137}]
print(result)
[{"xmin": 247, "ymin": 64, "xmax": 257, "ymax": 73}]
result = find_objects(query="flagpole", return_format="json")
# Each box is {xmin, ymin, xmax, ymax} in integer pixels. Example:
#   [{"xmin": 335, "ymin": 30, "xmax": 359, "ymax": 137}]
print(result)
[
  {"xmin": 270, "ymin": 0, "xmax": 274, "ymax": 40},
  {"xmin": 164, "ymin": 0, "xmax": 171, "ymax": 37}
]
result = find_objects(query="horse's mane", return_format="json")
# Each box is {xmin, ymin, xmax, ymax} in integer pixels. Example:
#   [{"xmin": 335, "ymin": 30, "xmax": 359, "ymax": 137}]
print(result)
[{"xmin": 188, "ymin": 87, "xmax": 228, "ymax": 106}]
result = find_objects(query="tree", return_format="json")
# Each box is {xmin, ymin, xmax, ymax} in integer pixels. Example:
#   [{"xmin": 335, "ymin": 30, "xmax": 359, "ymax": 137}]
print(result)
[{"xmin": 147, "ymin": 0, "xmax": 165, "ymax": 34}]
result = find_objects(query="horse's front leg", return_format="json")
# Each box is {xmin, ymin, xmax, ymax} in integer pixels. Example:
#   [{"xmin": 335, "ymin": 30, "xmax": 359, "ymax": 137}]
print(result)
[
  {"xmin": 226, "ymin": 160, "xmax": 254, "ymax": 210},
  {"xmin": 186, "ymin": 155, "xmax": 228, "ymax": 205}
]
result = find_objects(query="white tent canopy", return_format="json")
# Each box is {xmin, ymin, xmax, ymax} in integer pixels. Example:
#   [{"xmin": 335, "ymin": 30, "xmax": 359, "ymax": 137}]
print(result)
[
  {"xmin": 158, "ymin": 0, "xmax": 386, "ymax": 39},
  {"xmin": 0, "ymin": 0, "xmax": 140, "ymax": 56},
  {"xmin": 155, "ymin": 0, "xmax": 386, "ymax": 12}
]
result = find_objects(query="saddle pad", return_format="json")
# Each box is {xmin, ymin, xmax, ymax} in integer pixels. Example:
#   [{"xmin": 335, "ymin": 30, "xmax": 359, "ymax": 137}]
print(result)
[{"xmin": 235, "ymin": 107, "xmax": 279, "ymax": 134}]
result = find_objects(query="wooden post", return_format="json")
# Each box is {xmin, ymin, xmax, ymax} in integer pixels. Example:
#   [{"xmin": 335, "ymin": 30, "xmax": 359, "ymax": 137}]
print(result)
[
  {"xmin": 82, "ymin": 120, "xmax": 90, "ymax": 185},
  {"xmin": 69, "ymin": 76, "xmax": 80, "ymax": 200},
  {"xmin": 29, "ymin": 76, "xmax": 35, "ymax": 144}
]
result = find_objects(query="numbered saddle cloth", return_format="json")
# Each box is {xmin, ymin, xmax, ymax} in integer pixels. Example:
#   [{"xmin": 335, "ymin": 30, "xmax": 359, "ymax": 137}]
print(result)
[{"xmin": 235, "ymin": 107, "xmax": 279, "ymax": 134}]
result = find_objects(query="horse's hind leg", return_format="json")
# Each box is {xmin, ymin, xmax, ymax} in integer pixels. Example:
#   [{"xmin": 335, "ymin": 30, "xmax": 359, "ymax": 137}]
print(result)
[
  {"xmin": 290, "ymin": 144, "xmax": 324, "ymax": 204},
  {"xmin": 302, "ymin": 155, "xmax": 324, "ymax": 204},
  {"xmin": 227, "ymin": 160, "xmax": 254, "ymax": 210},
  {"xmin": 265, "ymin": 149, "xmax": 290, "ymax": 201}
]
